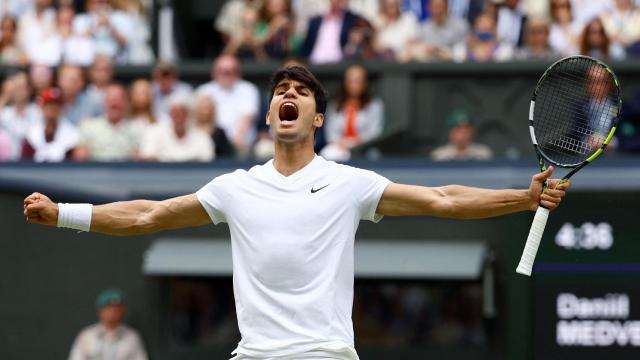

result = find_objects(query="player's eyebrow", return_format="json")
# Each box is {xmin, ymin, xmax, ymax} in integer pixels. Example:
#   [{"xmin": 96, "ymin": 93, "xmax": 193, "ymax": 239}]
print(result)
[
  {"xmin": 274, "ymin": 81, "xmax": 291, "ymax": 92},
  {"xmin": 295, "ymin": 84, "xmax": 310, "ymax": 91},
  {"xmin": 275, "ymin": 81, "xmax": 311, "ymax": 94}
]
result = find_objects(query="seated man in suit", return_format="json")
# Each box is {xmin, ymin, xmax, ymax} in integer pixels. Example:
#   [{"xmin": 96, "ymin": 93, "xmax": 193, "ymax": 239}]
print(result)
[{"xmin": 300, "ymin": 0, "xmax": 362, "ymax": 64}]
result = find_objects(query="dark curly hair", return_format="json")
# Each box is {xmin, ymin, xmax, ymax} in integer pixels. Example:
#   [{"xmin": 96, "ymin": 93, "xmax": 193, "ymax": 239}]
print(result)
[{"xmin": 270, "ymin": 65, "xmax": 328, "ymax": 114}]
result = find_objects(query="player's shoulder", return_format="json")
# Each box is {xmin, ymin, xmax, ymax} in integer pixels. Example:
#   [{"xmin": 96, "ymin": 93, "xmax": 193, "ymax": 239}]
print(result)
[
  {"xmin": 319, "ymin": 156, "xmax": 377, "ymax": 178},
  {"xmin": 212, "ymin": 168, "xmax": 250, "ymax": 183}
]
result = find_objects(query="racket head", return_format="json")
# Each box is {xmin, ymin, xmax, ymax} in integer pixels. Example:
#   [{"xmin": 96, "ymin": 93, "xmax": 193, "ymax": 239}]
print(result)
[{"xmin": 529, "ymin": 55, "xmax": 621, "ymax": 169}]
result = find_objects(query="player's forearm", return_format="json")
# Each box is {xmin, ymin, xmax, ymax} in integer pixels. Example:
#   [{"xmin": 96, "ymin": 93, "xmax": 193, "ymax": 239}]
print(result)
[
  {"xmin": 437, "ymin": 185, "xmax": 531, "ymax": 219},
  {"xmin": 90, "ymin": 200, "xmax": 160, "ymax": 236}
]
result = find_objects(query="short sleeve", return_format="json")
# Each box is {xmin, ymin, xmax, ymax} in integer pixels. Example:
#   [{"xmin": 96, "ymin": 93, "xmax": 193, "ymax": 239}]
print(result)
[
  {"xmin": 195, "ymin": 172, "xmax": 239, "ymax": 224},
  {"xmin": 348, "ymin": 166, "xmax": 391, "ymax": 223},
  {"xmin": 139, "ymin": 124, "xmax": 161, "ymax": 158}
]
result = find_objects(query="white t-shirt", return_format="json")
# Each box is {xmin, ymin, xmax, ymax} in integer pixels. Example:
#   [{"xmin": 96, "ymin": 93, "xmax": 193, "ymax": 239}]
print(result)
[
  {"xmin": 196, "ymin": 155, "xmax": 391, "ymax": 359},
  {"xmin": 0, "ymin": 103, "xmax": 41, "ymax": 160},
  {"xmin": 373, "ymin": 12, "xmax": 419, "ymax": 55},
  {"xmin": 196, "ymin": 80, "xmax": 259, "ymax": 145},
  {"xmin": 140, "ymin": 123, "xmax": 214, "ymax": 162},
  {"xmin": 24, "ymin": 117, "xmax": 78, "ymax": 162}
]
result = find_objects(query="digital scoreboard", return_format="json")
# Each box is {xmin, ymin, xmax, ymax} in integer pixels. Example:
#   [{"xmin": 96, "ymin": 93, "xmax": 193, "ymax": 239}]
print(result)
[{"xmin": 532, "ymin": 192, "xmax": 640, "ymax": 360}]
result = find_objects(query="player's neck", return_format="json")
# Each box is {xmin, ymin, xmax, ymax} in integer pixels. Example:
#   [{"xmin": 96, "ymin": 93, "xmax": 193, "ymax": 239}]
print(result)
[{"xmin": 272, "ymin": 141, "xmax": 316, "ymax": 177}]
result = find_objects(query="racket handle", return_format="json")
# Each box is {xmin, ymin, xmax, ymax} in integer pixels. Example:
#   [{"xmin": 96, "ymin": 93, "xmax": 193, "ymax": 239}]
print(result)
[{"xmin": 516, "ymin": 206, "xmax": 550, "ymax": 276}]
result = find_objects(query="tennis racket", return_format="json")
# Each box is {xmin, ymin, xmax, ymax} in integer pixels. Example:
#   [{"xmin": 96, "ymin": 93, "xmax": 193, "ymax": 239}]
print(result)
[{"xmin": 516, "ymin": 55, "xmax": 621, "ymax": 276}]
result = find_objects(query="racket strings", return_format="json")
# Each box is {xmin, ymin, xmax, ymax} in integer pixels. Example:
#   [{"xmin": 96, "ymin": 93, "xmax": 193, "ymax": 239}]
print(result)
[{"xmin": 534, "ymin": 58, "xmax": 618, "ymax": 165}]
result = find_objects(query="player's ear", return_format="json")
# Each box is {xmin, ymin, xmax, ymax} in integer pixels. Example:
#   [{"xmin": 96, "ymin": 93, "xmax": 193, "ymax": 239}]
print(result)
[
  {"xmin": 265, "ymin": 111, "xmax": 270, "ymax": 125},
  {"xmin": 313, "ymin": 113, "xmax": 324, "ymax": 128}
]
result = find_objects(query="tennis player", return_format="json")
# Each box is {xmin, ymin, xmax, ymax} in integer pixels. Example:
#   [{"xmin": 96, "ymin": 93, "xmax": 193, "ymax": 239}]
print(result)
[{"xmin": 23, "ymin": 66, "xmax": 569, "ymax": 360}]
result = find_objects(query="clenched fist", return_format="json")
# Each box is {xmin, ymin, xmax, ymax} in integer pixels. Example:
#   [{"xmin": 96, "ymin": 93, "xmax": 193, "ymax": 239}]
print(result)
[{"xmin": 23, "ymin": 192, "xmax": 58, "ymax": 226}]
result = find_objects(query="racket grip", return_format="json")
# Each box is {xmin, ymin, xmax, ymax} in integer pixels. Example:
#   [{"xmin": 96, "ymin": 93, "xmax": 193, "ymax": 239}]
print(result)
[{"xmin": 516, "ymin": 206, "xmax": 550, "ymax": 276}]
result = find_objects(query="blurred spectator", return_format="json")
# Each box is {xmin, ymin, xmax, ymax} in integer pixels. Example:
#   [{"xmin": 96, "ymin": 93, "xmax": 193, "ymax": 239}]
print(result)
[
  {"xmin": 196, "ymin": 54, "xmax": 259, "ymax": 156},
  {"xmin": 343, "ymin": 17, "xmax": 377, "ymax": 60},
  {"xmin": 0, "ymin": 15, "xmax": 27, "ymax": 65},
  {"xmin": 403, "ymin": 0, "xmax": 429, "ymax": 22},
  {"xmin": 85, "ymin": 54, "xmax": 114, "ymax": 115},
  {"xmin": 401, "ymin": 0, "xmax": 468, "ymax": 62},
  {"xmin": 0, "ymin": 0, "xmax": 32, "ymax": 19},
  {"xmin": 17, "ymin": 0, "xmax": 56, "ymax": 65},
  {"xmin": 257, "ymin": 0, "xmax": 296, "ymax": 59},
  {"xmin": 291, "ymin": 0, "xmax": 378, "ymax": 34},
  {"xmin": 151, "ymin": 60, "xmax": 192, "ymax": 120},
  {"xmin": 321, "ymin": 64, "xmax": 384, "ymax": 162},
  {"xmin": 69, "ymin": 288, "xmax": 147, "ymax": 360},
  {"xmin": 139, "ymin": 92, "xmax": 214, "ymax": 162},
  {"xmin": 570, "ymin": 0, "xmax": 613, "ymax": 26},
  {"xmin": 448, "ymin": 0, "xmax": 486, "ymax": 24},
  {"xmin": 495, "ymin": 0, "xmax": 526, "ymax": 47},
  {"xmin": 21, "ymin": 87, "xmax": 77, "ymax": 162},
  {"xmin": 301, "ymin": 0, "xmax": 362, "ymax": 64},
  {"xmin": 600, "ymin": 0, "xmax": 640, "ymax": 49},
  {"xmin": 549, "ymin": 0, "xmax": 581, "ymax": 56},
  {"xmin": 52, "ymin": 4, "xmax": 95, "ymax": 66},
  {"xmin": 580, "ymin": 18, "xmax": 626, "ymax": 61},
  {"xmin": 0, "ymin": 128, "xmax": 11, "ymax": 160},
  {"xmin": 73, "ymin": 0, "xmax": 135, "ymax": 64},
  {"xmin": 73, "ymin": 84, "xmax": 143, "ymax": 161},
  {"xmin": 431, "ymin": 110, "xmax": 493, "ymax": 161},
  {"xmin": 291, "ymin": 0, "xmax": 329, "ymax": 34},
  {"xmin": 215, "ymin": 0, "xmax": 263, "ymax": 44},
  {"xmin": 223, "ymin": 4, "xmax": 268, "ymax": 60},
  {"xmin": 514, "ymin": 17, "xmax": 561, "ymax": 61},
  {"xmin": 58, "ymin": 64, "xmax": 100, "ymax": 125},
  {"xmin": 452, "ymin": 12, "xmax": 514, "ymax": 63},
  {"xmin": 29, "ymin": 64, "xmax": 54, "ymax": 95},
  {"xmin": 581, "ymin": 66, "xmax": 617, "ymax": 148},
  {"xmin": 129, "ymin": 78, "xmax": 156, "ymax": 127},
  {"xmin": 348, "ymin": 0, "xmax": 379, "ymax": 23},
  {"xmin": 0, "ymin": 72, "xmax": 40, "ymax": 160},
  {"xmin": 194, "ymin": 95, "xmax": 233, "ymax": 158},
  {"xmin": 373, "ymin": 0, "xmax": 419, "ymax": 60},
  {"xmin": 110, "ymin": 0, "xmax": 154, "ymax": 64},
  {"xmin": 521, "ymin": 0, "xmax": 550, "ymax": 18}
]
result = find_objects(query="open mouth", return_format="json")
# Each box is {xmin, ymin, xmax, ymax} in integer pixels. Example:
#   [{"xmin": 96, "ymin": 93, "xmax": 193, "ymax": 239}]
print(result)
[{"xmin": 279, "ymin": 102, "xmax": 299, "ymax": 122}]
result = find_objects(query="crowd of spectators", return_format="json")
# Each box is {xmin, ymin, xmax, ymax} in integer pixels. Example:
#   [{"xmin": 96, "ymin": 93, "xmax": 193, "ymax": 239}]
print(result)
[
  {"xmin": 215, "ymin": 0, "xmax": 640, "ymax": 64},
  {"xmin": 0, "ymin": 0, "xmax": 153, "ymax": 66},
  {"xmin": 1, "ymin": 0, "xmax": 637, "ymax": 163},
  {"xmin": 0, "ymin": 55, "xmax": 249, "ymax": 162},
  {"xmin": 0, "ymin": 52, "xmax": 389, "ymax": 163}
]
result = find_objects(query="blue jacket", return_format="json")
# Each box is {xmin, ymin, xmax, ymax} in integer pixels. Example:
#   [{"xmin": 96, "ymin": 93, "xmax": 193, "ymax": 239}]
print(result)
[{"xmin": 300, "ymin": 11, "xmax": 361, "ymax": 58}]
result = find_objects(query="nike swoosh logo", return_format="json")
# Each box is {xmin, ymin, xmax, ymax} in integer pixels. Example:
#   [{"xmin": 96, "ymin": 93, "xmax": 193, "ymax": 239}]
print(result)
[{"xmin": 311, "ymin": 184, "xmax": 330, "ymax": 193}]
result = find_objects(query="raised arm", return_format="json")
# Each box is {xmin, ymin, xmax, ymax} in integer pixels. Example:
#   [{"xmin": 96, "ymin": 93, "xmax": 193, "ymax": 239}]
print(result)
[
  {"xmin": 23, "ymin": 193, "xmax": 211, "ymax": 236},
  {"xmin": 376, "ymin": 167, "xmax": 570, "ymax": 219}
]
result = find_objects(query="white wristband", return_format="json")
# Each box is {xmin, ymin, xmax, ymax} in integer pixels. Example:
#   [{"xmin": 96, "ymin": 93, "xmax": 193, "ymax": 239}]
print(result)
[{"xmin": 57, "ymin": 203, "xmax": 93, "ymax": 232}]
